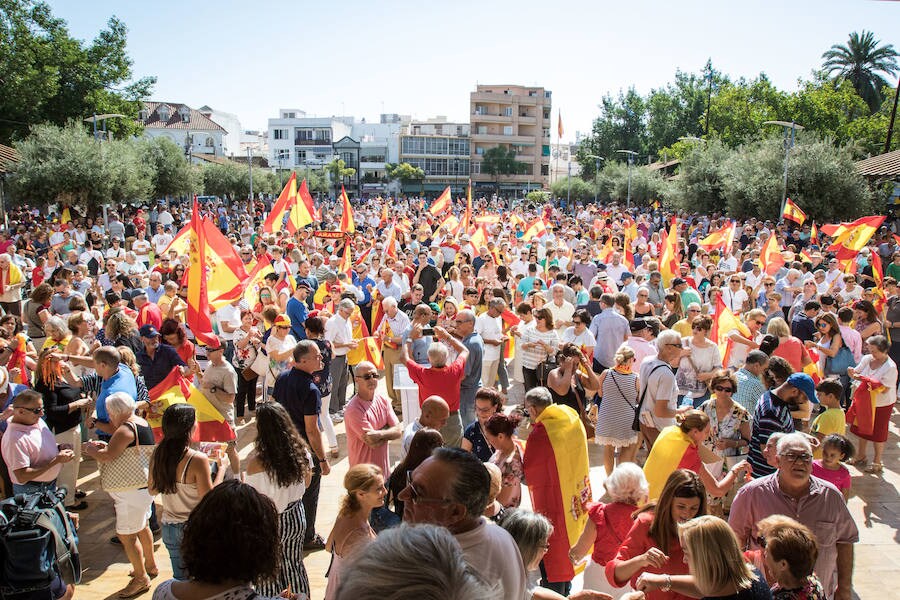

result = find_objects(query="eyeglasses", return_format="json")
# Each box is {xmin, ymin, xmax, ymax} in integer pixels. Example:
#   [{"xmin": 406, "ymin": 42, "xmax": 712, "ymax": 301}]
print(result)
[
  {"xmin": 764, "ymin": 283, "xmax": 774, "ymax": 287},
  {"xmin": 713, "ymin": 386, "xmax": 734, "ymax": 393},
  {"xmin": 688, "ymin": 308, "xmax": 700, "ymax": 313},
  {"xmin": 276, "ymin": 325, "xmax": 290, "ymax": 330},
  {"xmin": 475, "ymin": 405, "xmax": 496, "ymax": 414},
  {"xmin": 355, "ymin": 372, "xmax": 379, "ymax": 381},
  {"xmin": 454, "ymin": 318, "xmax": 474, "ymax": 324},
  {"xmin": 754, "ymin": 320, "xmax": 766, "ymax": 326},
  {"xmin": 405, "ymin": 470, "xmax": 452, "ymax": 505},
  {"xmin": 780, "ymin": 452, "xmax": 813, "ymax": 464},
  {"xmin": 15, "ymin": 406, "xmax": 43, "ymax": 415},
  {"xmin": 666, "ymin": 343, "xmax": 683, "ymax": 348},
  {"xmin": 816, "ymin": 322, "xmax": 828, "ymax": 329}
]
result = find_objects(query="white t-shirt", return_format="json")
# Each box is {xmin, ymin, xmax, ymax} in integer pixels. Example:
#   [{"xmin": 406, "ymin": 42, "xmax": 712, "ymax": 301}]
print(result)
[
  {"xmin": 546, "ymin": 300, "xmax": 575, "ymax": 331},
  {"xmin": 721, "ymin": 288, "xmax": 748, "ymax": 314},
  {"xmin": 454, "ymin": 518, "xmax": 526, "ymax": 600},
  {"xmin": 475, "ymin": 313, "xmax": 503, "ymax": 361},
  {"xmin": 152, "ymin": 233, "xmax": 174, "ymax": 256},
  {"xmin": 639, "ymin": 358, "xmax": 678, "ymax": 430},
  {"xmin": 132, "ymin": 239, "xmax": 151, "ymax": 261},
  {"xmin": 215, "ymin": 305, "xmax": 242, "ymax": 341}
]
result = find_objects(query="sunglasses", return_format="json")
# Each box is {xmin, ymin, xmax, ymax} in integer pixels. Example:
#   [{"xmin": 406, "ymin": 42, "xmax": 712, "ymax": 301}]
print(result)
[
  {"xmin": 780, "ymin": 452, "xmax": 813, "ymax": 464},
  {"xmin": 817, "ymin": 322, "xmax": 828, "ymax": 328},
  {"xmin": 15, "ymin": 406, "xmax": 44, "ymax": 415},
  {"xmin": 355, "ymin": 372, "xmax": 379, "ymax": 381},
  {"xmin": 714, "ymin": 386, "xmax": 734, "ymax": 393}
]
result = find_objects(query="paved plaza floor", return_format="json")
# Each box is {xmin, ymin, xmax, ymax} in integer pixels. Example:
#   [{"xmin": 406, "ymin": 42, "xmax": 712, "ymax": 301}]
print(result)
[{"xmin": 73, "ymin": 386, "xmax": 899, "ymax": 600}]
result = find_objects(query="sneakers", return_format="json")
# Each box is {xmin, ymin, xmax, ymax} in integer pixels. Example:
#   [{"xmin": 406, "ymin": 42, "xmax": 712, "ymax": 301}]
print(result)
[
  {"xmin": 330, "ymin": 412, "xmax": 344, "ymax": 424},
  {"xmin": 304, "ymin": 534, "xmax": 327, "ymax": 551}
]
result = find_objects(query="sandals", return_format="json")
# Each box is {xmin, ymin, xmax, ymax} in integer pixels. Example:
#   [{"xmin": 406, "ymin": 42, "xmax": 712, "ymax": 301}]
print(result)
[
  {"xmin": 118, "ymin": 576, "xmax": 150, "ymax": 598},
  {"xmin": 852, "ymin": 458, "xmax": 868, "ymax": 468},
  {"xmin": 865, "ymin": 462, "xmax": 884, "ymax": 474},
  {"xmin": 329, "ymin": 447, "xmax": 340, "ymax": 459},
  {"xmin": 127, "ymin": 568, "xmax": 158, "ymax": 579}
]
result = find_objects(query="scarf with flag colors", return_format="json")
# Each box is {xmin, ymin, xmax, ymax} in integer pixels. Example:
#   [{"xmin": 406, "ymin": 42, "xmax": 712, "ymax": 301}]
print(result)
[
  {"xmin": 146, "ymin": 367, "xmax": 235, "ymax": 443},
  {"xmin": 642, "ymin": 426, "xmax": 703, "ymax": 500},
  {"xmin": 7, "ymin": 333, "xmax": 29, "ymax": 386},
  {"xmin": 523, "ymin": 403, "xmax": 591, "ymax": 582},
  {"xmin": 845, "ymin": 375, "xmax": 885, "ymax": 437}
]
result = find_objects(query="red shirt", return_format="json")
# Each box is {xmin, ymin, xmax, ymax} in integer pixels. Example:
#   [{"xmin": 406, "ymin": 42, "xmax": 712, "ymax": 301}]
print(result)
[
  {"xmin": 137, "ymin": 302, "xmax": 162, "ymax": 330},
  {"xmin": 175, "ymin": 339, "xmax": 195, "ymax": 364},
  {"xmin": 772, "ymin": 336, "xmax": 810, "ymax": 372},
  {"xmin": 405, "ymin": 355, "xmax": 466, "ymax": 411},
  {"xmin": 605, "ymin": 511, "xmax": 691, "ymax": 600},
  {"xmin": 587, "ymin": 501, "xmax": 638, "ymax": 565}
]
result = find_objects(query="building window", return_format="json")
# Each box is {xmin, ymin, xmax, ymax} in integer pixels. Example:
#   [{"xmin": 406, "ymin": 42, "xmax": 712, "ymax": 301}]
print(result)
[
  {"xmin": 205, "ymin": 136, "xmax": 214, "ymax": 147},
  {"xmin": 529, "ymin": 91, "xmax": 537, "ymax": 97},
  {"xmin": 503, "ymin": 107, "xmax": 513, "ymax": 117},
  {"xmin": 157, "ymin": 106, "xmax": 170, "ymax": 121},
  {"xmin": 541, "ymin": 164, "xmax": 549, "ymax": 176},
  {"xmin": 544, "ymin": 91, "xmax": 552, "ymax": 98},
  {"xmin": 285, "ymin": 112, "xmax": 296, "ymax": 119},
  {"xmin": 274, "ymin": 129, "xmax": 288, "ymax": 140},
  {"xmin": 477, "ymin": 126, "xmax": 487, "ymax": 135},
  {"xmin": 503, "ymin": 126, "xmax": 513, "ymax": 136},
  {"xmin": 475, "ymin": 147, "xmax": 485, "ymax": 155},
  {"xmin": 472, "ymin": 162, "xmax": 481, "ymax": 174},
  {"xmin": 295, "ymin": 129, "xmax": 313, "ymax": 143}
]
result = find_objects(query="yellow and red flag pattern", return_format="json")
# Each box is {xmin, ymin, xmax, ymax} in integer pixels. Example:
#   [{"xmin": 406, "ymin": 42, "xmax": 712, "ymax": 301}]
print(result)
[
  {"xmin": 285, "ymin": 178, "xmax": 316, "ymax": 233},
  {"xmin": 782, "ymin": 198, "xmax": 807, "ymax": 225},
  {"xmin": 428, "ymin": 186, "xmax": 452, "ymax": 216},
  {"xmin": 823, "ymin": 216, "xmax": 885, "ymax": 259},
  {"xmin": 187, "ymin": 198, "xmax": 220, "ymax": 347},
  {"xmin": 347, "ymin": 336, "xmax": 384, "ymax": 369},
  {"xmin": 758, "ymin": 235, "xmax": 785, "ymax": 276},
  {"xmin": 263, "ymin": 172, "xmax": 297, "ymax": 233},
  {"xmin": 557, "ymin": 111, "xmax": 564, "ymax": 138},
  {"xmin": 522, "ymin": 217, "xmax": 548, "ymax": 242},
  {"xmin": 147, "ymin": 367, "xmax": 235, "ymax": 443},
  {"xmin": 339, "ymin": 185, "xmax": 355, "ymax": 234},
  {"xmin": 659, "ymin": 217, "xmax": 679, "ymax": 286},
  {"xmin": 710, "ymin": 294, "xmax": 751, "ymax": 367},
  {"xmin": 698, "ymin": 220, "xmax": 736, "ymax": 253}
]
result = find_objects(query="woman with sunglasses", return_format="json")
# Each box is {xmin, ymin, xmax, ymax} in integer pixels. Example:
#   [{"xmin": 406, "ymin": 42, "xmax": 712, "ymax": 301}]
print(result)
[
  {"xmin": 252, "ymin": 285, "xmax": 278, "ymax": 324},
  {"xmin": 806, "ymin": 313, "xmax": 846, "ymax": 380},
  {"xmin": 168, "ymin": 264, "xmax": 185, "ymax": 285},
  {"xmin": 698, "ymin": 370, "xmax": 751, "ymax": 517},
  {"xmin": 519, "ymin": 307, "xmax": 560, "ymax": 389},
  {"xmin": 324, "ymin": 464, "xmax": 384, "ymax": 600},
  {"xmin": 676, "ymin": 316, "xmax": 722, "ymax": 409}
]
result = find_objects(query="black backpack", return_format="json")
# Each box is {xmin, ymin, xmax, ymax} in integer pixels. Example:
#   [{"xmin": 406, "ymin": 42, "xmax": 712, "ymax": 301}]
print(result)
[{"xmin": 0, "ymin": 488, "xmax": 81, "ymax": 598}]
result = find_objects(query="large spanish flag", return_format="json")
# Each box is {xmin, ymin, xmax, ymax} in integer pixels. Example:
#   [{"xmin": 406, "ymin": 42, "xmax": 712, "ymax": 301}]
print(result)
[
  {"xmin": 339, "ymin": 185, "xmax": 355, "ymax": 234},
  {"xmin": 146, "ymin": 367, "xmax": 235, "ymax": 443},
  {"xmin": 523, "ymin": 404, "xmax": 591, "ymax": 582},
  {"xmin": 698, "ymin": 220, "xmax": 736, "ymax": 253},
  {"xmin": 758, "ymin": 234, "xmax": 785, "ymax": 276},
  {"xmin": 782, "ymin": 198, "xmax": 807, "ymax": 225},
  {"xmin": 522, "ymin": 217, "xmax": 548, "ymax": 242},
  {"xmin": 346, "ymin": 336, "xmax": 384, "ymax": 369},
  {"xmin": 285, "ymin": 178, "xmax": 316, "ymax": 233},
  {"xmin": 711, "ymin": 294, "xmax": 750, "ymax": 367},
  {"xmin": 823, "ymin": 216, "xmax": 885, "ymax": 259},
  {"xmin": 429, "ymin": 186, "xmax": 452, "ymax": 216},
  {"xmin": 187, "ymin": 199, "xmax": 219, "ymax": 347},
  {"xmin": 263, "ymin": 172, "xmax": 297, "ymax": 233},
  {"xmin": 163, "ymin": 222, "xmax": 191, "ymax": 257},
  {"xmin": 643, "ymin": 426, "xmax": 702, "ymax": 500}
]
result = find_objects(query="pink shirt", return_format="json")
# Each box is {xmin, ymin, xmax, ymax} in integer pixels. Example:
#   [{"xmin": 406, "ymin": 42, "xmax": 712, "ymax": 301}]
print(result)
[
  {"xmin": 1, "ymin": 418, "xmax": 61, "ymax": 485},
  {"xmin": 812, "ymin": 460, "xmax": 851, "ymax": 494},
  {"xmin": 343, "ymin": 393, "xmax": 399, "ymax": 478}
]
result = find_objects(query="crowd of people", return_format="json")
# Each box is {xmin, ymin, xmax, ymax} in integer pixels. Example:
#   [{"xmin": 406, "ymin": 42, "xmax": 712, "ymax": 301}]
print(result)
[{"xmin": 0, "ymin": 195, "xmax": 897, "ymax": 600}]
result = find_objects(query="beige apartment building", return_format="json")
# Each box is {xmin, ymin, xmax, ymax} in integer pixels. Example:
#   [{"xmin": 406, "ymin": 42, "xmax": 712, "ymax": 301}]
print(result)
[{"xmin": 469, "ymin": 84, "xmax": 552, "ymax": 195}]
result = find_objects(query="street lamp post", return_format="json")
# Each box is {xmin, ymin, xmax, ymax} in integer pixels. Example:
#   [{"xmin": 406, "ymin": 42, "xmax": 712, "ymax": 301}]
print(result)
[
  {"xmin": 247, "ymin": 147, "xmax": 254, "ymax": 201},
  {"xmin": 763, "ymin": 121, "xmax": 804, "ymax": 217},
  {"xmin": 83, "ymin": 114, "xmax": 125, "ymax": 228},
  {"xmin": 616, "ymin": 150, "xmax": 638, "ymax": 208},
  {"xmin": 585, "ymin": 154, "xmax": 605, "ymax": 205}
]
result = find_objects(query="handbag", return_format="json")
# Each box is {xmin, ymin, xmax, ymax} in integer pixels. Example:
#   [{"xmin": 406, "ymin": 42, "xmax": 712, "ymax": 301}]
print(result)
[
  {"xmin": 99, "ymin": 422, "xmax": 152, "ymax": 492},
  {"xmin": 572, "ymin": 385, "xmax": 595, "ymax": 440},
  {"xmin": 250, "ymin": 346, "xmax": 269, "ymax": 377},
  {"xmin": 241, "ymin": 366, "xmax": 257, "ymax": 382},
  {"xmin": 635, "ymin": 364, "xmax": 671, "ymax": 432},
  {"xmin": 536, "ymin": 353, "xmax": 558, "ymax": 386},
  {"xmin": 825, "ymin": 344, "xmax": 856, "ymax": 375}
]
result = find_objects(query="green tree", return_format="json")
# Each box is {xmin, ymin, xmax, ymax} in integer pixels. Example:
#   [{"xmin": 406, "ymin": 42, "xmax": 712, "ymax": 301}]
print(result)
[
  {"xmin": 822, "ymin": 30, "xmax": 899, "ymax": 113},
  {"xmin": 480, "ymin": 146, "xmax": 527, "ymax": 195},
  {"xmin": 325, "ymin": 158, "xmax": 356, "ymax": 198},
  {"xmin": 139, "ymin": 137, "xmax": 199, "ymax": 199},
  {"xmin": 202, "ymin": 162, "xmax": 248, "ymax": 199},
  {"xmin": 668, "ymin": 140, "xmax": 731, "ymax": 214},
  {"xmin": 576, "ymin": 88, "xmax": 647, "ymax": 178},
  {"xmin": 550, "ymin": 176, "xmax": 595, "ymax": 203},
  {"xmin": 595, "ymin": 161, "xmax": 669, "ymax": 207},
  {"xmin": 8, "ymin": 122, "xmax": 150, "ymax": 211},
  {"xmin": 645, "ymin": 70, "xmax": 710, "ymax": 156},
  {"xmin": 706, "ymin": 75, "xmax": 789, "ymax": 147},
  {"xmin": 525, "ymin": 190, "xmax": 550, "ymax": 205},
  {"xmin": 306, "ymin": 169, "xmax": 331, "ymax": 195},
  {"xmin": 721, "ymin": 136, "xmax": 875, "ymax": 221},
  {"xmin": 385, "ymin": 162, "xmax": 425, "ymax": 191},
  {"xmin": 0, "ymin": 0, "xmax": 156, "ymax": 143},
  {"xmin": 785, "ymin": 75, "xmax": 870, "ymax": 149}
]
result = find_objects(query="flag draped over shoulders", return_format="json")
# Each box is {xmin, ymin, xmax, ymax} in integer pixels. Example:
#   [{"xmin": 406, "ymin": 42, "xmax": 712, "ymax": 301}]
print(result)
[
  {"xmin": 146, "ymin": 367, "xmax": 234, "ymax": 443},
  {"xmin": 642, "ymin": 426, "xmax": 701, "ymax": 500},
  {"xmin": 523, "ymin": 404, "xmax": 590, "ymax": 582}
]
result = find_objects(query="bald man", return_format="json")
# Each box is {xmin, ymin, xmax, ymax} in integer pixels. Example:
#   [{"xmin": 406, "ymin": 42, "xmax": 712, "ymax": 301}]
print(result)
[{"xmin": 400, "ymin": 395, "xmax": 450, "ymax": 459}]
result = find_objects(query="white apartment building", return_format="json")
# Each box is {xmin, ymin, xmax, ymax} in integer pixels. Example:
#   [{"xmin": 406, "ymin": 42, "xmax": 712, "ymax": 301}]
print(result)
[{"xmin": 138, "ymin": 102, "xmax": 227, "ymax": 163}]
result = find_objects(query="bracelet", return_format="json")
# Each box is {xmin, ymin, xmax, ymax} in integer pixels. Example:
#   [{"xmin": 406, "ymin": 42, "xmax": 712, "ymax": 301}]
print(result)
[{"xmin": 661, "ymin": 574, "xmax": 672, "ymax": 592}]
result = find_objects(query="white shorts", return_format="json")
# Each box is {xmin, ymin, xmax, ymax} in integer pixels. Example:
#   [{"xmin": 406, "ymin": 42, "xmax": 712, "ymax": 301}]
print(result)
[{"xmin": 109, "ymin": 488, "xmax": 153, "ymax": 535}]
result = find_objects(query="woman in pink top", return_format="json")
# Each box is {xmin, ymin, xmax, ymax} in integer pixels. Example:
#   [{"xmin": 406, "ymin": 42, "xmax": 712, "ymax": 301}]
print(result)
[{"xmin": 766, "ymin": 317, "xmax": 813, "ymax": 372}]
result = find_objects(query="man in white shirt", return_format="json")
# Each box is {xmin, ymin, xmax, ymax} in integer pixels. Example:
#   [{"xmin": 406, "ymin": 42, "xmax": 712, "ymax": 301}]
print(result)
[
  {"xmin": 721, "ymin": 275, "xmax": 749, "ymax": 314},
  {"xmin": 546, "ymin": 284, "xmax": 575, "ymax": 332},
  {"xmin": 214, "ymin": 299, "xmax": 242, "ymax": 363},
  {"xmin": 824, "ymin": 258, "xmax": 845, "ymax": 292},
  {"xmin": 475, "ymin": 298, "xmax": 506, "ymax": 390},
  {"xmin": 325, "ymin": 299, "xmax": 358, "ymax": 414},
  {"xmin": 152, "ymin": 224, "xmax": 173, "ymax": 257},
  {"xmin": 156, "ymin": 207, "xmax": 174, "ymax": 228},
  {"xmin": 509, "ymin": 249, "xmax": 531, "ymax": 279},
  {"xmin": 605, "ymin": 252, "xmax": 627, "ymax": 286},
  {"xmin": 639, "ymin": 330, "xmax": 683, "ymax": 446},
  {"xmin": 375, "ymin": 268, "xmax": 403, "ymax": 302},
  {"xmin": 78, "ymin": 240, "xmax": 104, "ymax": 273},
  {"xmin": 619, "ymin": 272, "xmax": 639, "ymax": 302}
]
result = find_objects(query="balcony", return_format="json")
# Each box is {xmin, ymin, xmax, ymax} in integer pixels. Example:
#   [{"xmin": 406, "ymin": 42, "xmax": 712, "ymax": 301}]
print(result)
[
  {"xmin": 516, "ymin": 115, "xmax": 537, "ymax": 125},
  {"xmin": 471, "ymin": 91, "xmax": 514, "ymax": 104},
  {"xmin": 471, "ymin": 112, "xmax": 512, "ymax": 123},
  {"xmin": 470, "ymin": 132, "xmax": 534, "ymax": 144}
]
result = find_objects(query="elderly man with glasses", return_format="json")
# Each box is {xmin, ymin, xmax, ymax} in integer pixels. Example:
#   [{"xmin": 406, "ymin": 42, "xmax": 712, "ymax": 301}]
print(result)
[
  {"xmin": 730, "ymin": 432, "xmax": 858, "ymax": 600},
  {"xmin": 344, "ymin": 361, "xmax": 401, "ymax": 478}
]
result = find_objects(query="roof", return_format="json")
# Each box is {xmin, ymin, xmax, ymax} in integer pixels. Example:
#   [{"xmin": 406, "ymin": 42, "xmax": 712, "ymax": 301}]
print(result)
[
  {"xmin": 140, "ymin": 102, "xmax": 227, "ymax": 133},
  {"xmin": 856, "ymin": 149, "xmax": 900, "ymax": 177},
  {"xmin": 0, "ymin": 144, "xmax": 19, "ymax": 175},
  {"xmin": 646, "ymin": 158, "xmax": 681, "ymax": 172},
  {"xmin": 190, "ymin": 153, "xmax": 231, "ymax": 165}
]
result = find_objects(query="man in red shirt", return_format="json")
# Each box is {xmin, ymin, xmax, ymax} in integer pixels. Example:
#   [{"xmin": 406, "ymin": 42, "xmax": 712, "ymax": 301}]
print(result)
[
  {"xmin": 401, "ymin": 325, "xmax": 469, "ymax": 446},
  {"xmin": 132, "ymin": 289, "xmax": 162, "ymax": 329}
]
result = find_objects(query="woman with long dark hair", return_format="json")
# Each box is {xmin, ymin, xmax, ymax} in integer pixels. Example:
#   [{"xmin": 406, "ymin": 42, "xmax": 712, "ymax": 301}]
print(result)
[
  {"xmin": 243, "ymin": 403, "xmax": 312, "ymax": 598},
  {"xmin": 149, "ymin": 404, "xmax": 225, "ymax": 579}
]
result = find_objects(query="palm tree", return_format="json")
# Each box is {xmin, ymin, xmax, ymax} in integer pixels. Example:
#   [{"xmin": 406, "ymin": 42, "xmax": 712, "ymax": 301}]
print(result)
[{"xmin": 822, "ymin": 30, "xmax": 899, "ymax": 113}]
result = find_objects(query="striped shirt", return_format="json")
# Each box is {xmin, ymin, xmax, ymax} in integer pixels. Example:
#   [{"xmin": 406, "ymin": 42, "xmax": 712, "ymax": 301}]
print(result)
[{"xmin": 748, "ymin": 390, "xmax": 794, "ymax": 478}]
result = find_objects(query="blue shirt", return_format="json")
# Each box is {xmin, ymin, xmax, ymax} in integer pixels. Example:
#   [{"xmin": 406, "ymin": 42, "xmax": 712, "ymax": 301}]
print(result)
[
  {"xmin": 286, "ymin": 297, "xmax": 309, "ymax": 341},
  {"xmin": 589, "ymin": 309, "xmax": 629, "ymax": 368},
  {"xmin": 96, "ymin": 364, "xmax": 138, "ymax": 433},
  {"xmin": 354, "ymin": 275, "xmax": 377, "ymax": 305},
  {"xmin": 273, "ymin": 369, "xmax": 321, "ymax": 442},
  {"xmin": 146, "ymin": 285, "xmax": 165, "ymax": 305},
  {"xmin": 136, "ymin": 343, "xmax": 187, "ymax": 390}
]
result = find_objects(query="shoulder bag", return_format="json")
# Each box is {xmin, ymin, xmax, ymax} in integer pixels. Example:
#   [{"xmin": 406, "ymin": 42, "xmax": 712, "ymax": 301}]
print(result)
[
  {"xmin": 635, "ymin": 364, "xmax": 671, "ymax": 432},
  {"xmin": 99, "ymin": 422, "xmax": 152, "ymax": 492},
  {"xmin": 825, "ymin": 344, "xmax": 856, "ymax": 375}
]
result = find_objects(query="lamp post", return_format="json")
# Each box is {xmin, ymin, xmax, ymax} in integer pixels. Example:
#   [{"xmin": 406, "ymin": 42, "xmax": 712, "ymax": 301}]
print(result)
[
  {"xmin": 585, "ymin": 154, "xmax": 604, "ymax": 205},
  {"xmin": 616, "ymin": 150, "xmax": 638, "ymax": 208},
  {"xmin": 763, "ymin": 121, "xmax": 804, "ymax": 217},
  {"xmin": 247, "ymin": 147, "xmax": 254, "ymax": 201},
  {"xmin": 454, "ymin": 157, "xmax": 460, "ymax": 196},
  {"xmin": 83, "ymin": 114, "xmax": 125, "ymax": 228}
]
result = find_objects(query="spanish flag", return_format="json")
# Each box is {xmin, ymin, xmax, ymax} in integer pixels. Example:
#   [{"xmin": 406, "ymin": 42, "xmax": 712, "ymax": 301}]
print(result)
[
  {"xmin": 187, "ymin": 198, "xmax": 219, "ymax": 347},
  {"xmin": 643, "ymin": 427, "xmax": 702, "ymax": 500},
  {"xmin": 870, "ymin": 251, "xmax": 886, "ymax": 313},
  {"xmin": 339, "ymin": 185, "xmax": 355, "ymax": 234},
  {"xmin": 462, "ymin": 180, "xmax": 473, "ymax": 234},
  {"xmin": 163, "ymin": 222, "xmax": 191, "ymax": 257},
  {"xmin": 61, "ymin": 205, "xmax": 72, "ymax": 224},
  {"xmin": 263, "ymin": 172, "xmax": 297, "ymax": 233},
  {"xmin": 557, "ymin": 112, "xmax": 564, "ymax": 138},
  {"xmin": 338, "ymin": 241, "xmax": 353, "ymax": 279},
  {"xmin": 823, "ymin": 216, "xmax": 885, "ymax": 259},
  {"xmin": 809, "ymin": 222, "xmax": 819, "ymax": 246},
  {"xmin": 758, "ymin": 234, "xmax": 785, "ymax": 276},
  {"xmin": 846, "ymin": 376, "xmax": 885, "ymax": 437},
  {"xmin": 710, "ymin": 295, "xmax": 750, "ymax": 367},
  {"xmin": 369, "ymin": 289, "xmax": 385, "ymax": 332},
  {"xmin": 522, "ymin": 217, "xmax": 548, "ymax": 242},
  {"xmin": 146, "ymin": 367, "xmax": 235, "ymax": 443},
  {"xmin": 429, "ymin": 186, "xmax": 452, "ymax": 216},
  {"xmin": 523, "ymin": 404, "xmax": 590, "ymax": 582},
  {"xmin": 698, "ymin": 220, "xmax": 736, "ymax": 253},
  {"xmin": 347, "ymin": 336, "xmax": 384, "ymax": 369},
  {"xmin": 782, "ymin": 198, "xmax": 807, "ymax": 225},
  {"xmin": 659, "ymin": 217, "xmax": 679, "ymax": 286},
  {"xmin": 285, "ymin": 178, "xmax": 316, "ymax": 233}
]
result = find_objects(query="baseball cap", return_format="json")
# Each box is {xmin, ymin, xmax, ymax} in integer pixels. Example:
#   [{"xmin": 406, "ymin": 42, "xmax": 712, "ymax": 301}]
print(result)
[
  {"xmin": 786, "ymin": 373, "xmax": 819, "ymax": 404},
  {"xmin": 296, "ymin": 280, "xmax": 312, "ymax": 290},
  {"xmin": 629, "ymin": 319, "xmax": 648, "ymax": 333},
  {"xmin": 621, "ymin": 272, "xmax": 633, "ymax": 280},
  {"xmin": 139, "ymin": 324, "xmax": 159, "ymax": 338},
  {"xmin": 672, "ymin": 277, "xmax": 687, "ymax": 287},
  {"xmin": 130, "ymin": 288, "xmax": 147, "ymax": 298},
  {"xmin": 273, "ymin": 314, "xmax": 292, "ymax": 328}
]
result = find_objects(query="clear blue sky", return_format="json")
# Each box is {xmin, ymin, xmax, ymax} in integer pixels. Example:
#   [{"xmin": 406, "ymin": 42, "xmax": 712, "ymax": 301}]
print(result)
[{"xmin": 47, "ymin": 0, "xmax": 900, "ymax": 140}]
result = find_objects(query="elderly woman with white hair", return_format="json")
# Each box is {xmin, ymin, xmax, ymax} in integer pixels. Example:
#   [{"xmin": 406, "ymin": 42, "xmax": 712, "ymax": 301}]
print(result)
[
  {"xmin": 569, "ymin": 463, "xmax": 650, "ymax": 596},
  {"xmin": 41, "ymin": 315, "xmax": 71, "ymax": 353},
  {"xmin": 82, "ymin": 391, "xmax": 158, "ymax": 598}
]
